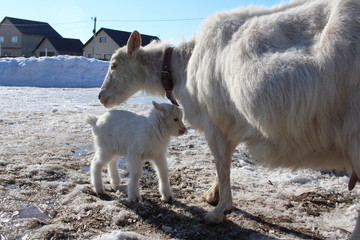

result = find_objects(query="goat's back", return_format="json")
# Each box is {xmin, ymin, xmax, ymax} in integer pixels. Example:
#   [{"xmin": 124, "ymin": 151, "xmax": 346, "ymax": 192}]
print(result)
[
  {"xmin": 185, "ymin": 0, "xmax": 360, "ymax": 170},
  {"xmin": 90, "ymin": 110, "xmax": 168, "ymax": 158}
]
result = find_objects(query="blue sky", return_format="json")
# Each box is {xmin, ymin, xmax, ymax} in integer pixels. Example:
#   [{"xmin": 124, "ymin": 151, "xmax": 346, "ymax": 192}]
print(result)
[{"xmin": 1, "ymin": 0, "xmax": 283, "ymax": 44}]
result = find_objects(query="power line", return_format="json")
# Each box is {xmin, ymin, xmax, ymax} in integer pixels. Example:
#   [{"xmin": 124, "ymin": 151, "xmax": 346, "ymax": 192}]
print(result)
[
  {"xmin": 1, "ymin": 17, "xmax": 204, "ymax": 27},
  {"xmin": 0, "ymin": 20, "xmax": 91, "ymax": 27},
  {"xmin": 51, "ymin": 20, "xmax": 91, "ymax": 25},
  {"xmin": 99, "ymin": 17, "xmax": 205, "ymax": 23}
]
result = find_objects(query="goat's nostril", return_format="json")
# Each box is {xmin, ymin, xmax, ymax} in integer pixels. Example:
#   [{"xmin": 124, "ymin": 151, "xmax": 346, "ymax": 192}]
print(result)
[{"xmin": 179, "ymin": 127, "xmax": 187, "ymax": 135}]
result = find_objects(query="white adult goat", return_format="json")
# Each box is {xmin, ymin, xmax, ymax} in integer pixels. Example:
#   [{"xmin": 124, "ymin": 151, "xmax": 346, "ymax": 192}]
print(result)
[
  {"xmin": 98, "ymin": 0, "xmax": 360, "ymax": 238},
  {"xmin": 86, "ymin": 101, "xmax": 186, "ymax": 202}
]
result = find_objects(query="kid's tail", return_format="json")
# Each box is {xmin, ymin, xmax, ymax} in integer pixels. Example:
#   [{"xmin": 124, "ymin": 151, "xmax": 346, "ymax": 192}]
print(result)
[{"xmin": 85, "ymin": 115, "xmax": 98, "ymax": 126}]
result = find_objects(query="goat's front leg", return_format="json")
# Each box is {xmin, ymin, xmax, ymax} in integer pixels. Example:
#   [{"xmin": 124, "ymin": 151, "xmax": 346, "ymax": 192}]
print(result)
[
  {"xmin": 203, "ymin": 126, "xmax": 236, "ymax": 224},
  {"xmin": 153, "ymin": 154, "xmax": 173, "ymax": 203},
  {"xmin": 126, "ymin": 153, "xmax": 142, "ymax": 202}
]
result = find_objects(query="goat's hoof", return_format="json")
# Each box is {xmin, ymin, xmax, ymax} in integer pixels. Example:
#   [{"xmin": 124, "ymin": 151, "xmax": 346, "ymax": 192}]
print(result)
[
  {"xmin": 204, "ymin": 211, "xmax": 225, "ymax": 224},
  {"xmin": 202, "ymin": 189, "xmax": 219, "ymax": 206}
]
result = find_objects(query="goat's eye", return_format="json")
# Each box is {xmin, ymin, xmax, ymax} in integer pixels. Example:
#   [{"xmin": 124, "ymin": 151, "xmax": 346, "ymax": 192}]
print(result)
[
  {"xmin": 173, "ymin": 118, "xmax": 178, "ymax": 122},
  {"xmin": 111, "ymin": 63, "xmax": 117, "ymax": 70}
]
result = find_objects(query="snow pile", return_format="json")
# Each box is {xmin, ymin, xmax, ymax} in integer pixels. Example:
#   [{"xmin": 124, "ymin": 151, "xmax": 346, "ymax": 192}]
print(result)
[{"xmin": 0, "ymin": 56, "xmax": 109, "ymax": 88}]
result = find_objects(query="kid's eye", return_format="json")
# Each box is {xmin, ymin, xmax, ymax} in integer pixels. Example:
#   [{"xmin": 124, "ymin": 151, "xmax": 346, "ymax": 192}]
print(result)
[{"xmin": 174, "ymin": 118, "xmax": 178, "ymax": 122}]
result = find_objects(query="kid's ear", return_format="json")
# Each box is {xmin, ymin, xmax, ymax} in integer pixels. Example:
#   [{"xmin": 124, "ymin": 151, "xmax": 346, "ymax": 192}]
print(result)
[
  {"xmin": 127, "ymin": 30, "xmax": 142, "ymax": 58},
  {"xmin": 152, "ymin": 101, "xmax": 168, "ymax": 115}
]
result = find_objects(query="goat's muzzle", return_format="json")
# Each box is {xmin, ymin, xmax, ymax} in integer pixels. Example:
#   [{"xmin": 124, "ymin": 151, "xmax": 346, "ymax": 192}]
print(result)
[
  {"xmin": 179, "ymin": 127, "xmax": 187, "ymax": 135},
  {"xmin": 98, "ymin": 90, "xmax": 109, "ymax": 106}
]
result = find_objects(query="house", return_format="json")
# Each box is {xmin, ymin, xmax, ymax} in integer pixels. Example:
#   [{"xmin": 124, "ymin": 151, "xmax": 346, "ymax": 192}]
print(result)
[
  {"xmin": 33, "ymin": 37, "xmax": 83, "ymax": 57},
  {"xmin": 0, "ymin": 17, "xmax": 62, "ymax": 57},
  {"xmin": 0, "ymin": 17, "xmax": 83, "ymax": 57},
  {"xmin": 82, "ymin": 28, "xmax": 159, "ymax": 60}
]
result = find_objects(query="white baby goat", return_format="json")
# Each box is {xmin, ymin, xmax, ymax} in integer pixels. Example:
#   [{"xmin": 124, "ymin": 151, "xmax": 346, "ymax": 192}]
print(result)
[{"xmin": 86, "ymin": 101, "xmax": 186, "ymax": 202}]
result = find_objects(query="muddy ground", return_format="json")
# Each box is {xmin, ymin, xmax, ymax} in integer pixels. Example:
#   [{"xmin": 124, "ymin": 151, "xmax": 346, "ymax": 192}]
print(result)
[{"xmin": 1, "ymin": 88, "xmax": 359, "ymax": 240}]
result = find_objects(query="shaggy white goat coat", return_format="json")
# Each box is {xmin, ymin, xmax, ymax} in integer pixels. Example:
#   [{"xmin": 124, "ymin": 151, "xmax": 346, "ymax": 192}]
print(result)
[
  {"xmin": 98, "ymin": 0, "xmax": 360, "ymax": 238},
  {"xmin": 86, "ymin": 102, "xmax": 185, "ymax": 202}
]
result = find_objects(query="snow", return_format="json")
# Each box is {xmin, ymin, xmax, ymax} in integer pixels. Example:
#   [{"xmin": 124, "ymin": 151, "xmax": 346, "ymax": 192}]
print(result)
[
  {"xmin": 0, "ymin": 56, "xmax": 108, "ymax": 88},
  {"xmin": 0, "ymin": 56, "xmax": 167, "ymax": 113},
  {"xmin": 1, "ymin": 56, "xmax": 360, "ymax": 239}
]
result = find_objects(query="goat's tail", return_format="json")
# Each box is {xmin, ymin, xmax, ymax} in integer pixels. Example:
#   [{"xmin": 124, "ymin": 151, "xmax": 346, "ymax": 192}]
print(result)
[{"xmin": 85, "ymin": 115, "xmax": 98, "ymax": 127}]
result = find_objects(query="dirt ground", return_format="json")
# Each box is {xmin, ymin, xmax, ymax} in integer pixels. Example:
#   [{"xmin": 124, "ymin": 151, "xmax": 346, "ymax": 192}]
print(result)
[{"xmin": 1, "ymin": 89, "xmax": 359, "ymax": 240}]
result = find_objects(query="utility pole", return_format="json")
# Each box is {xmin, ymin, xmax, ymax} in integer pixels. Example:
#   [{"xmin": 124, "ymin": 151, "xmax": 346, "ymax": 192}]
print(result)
[{"xmin": 92, "ymin": 17, "xmax": 97, "ymax": 58}]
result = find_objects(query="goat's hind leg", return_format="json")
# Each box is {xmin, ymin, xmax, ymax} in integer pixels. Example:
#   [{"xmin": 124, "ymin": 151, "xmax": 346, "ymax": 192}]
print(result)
[
  {"xmin": 202, "ymin": 173, "xmax": 219, "ymax": 205},
  {"xmin": 349, "ymin": 212, "xmax": 360, "ymax": 240},
  {"xmin": 348, "ymin": 139, "xmax": 360, "ymax": 239},
  {"xmin": 91, "ymin": 151, "xmax": 113, "ymax": 195},
  {"xmin": 108, "ymin": 157, "xmax": 121, "ymax": 191}
]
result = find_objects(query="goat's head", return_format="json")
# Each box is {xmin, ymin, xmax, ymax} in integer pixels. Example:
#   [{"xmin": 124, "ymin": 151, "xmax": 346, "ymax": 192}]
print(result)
[
  {"xmin": 98, "ymin": 31, "xmax": 147, "ymax": 108},
  {"xmin": 152, "ymin": 101, "xmax": 186, "ymax": 136}
]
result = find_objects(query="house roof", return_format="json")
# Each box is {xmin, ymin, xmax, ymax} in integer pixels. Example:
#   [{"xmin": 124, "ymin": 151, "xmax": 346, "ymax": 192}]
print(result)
[
  {"xmin": 50, "ymin": 38, "xmax": 83, "ymax": 53},
  {"xmin": 35, "ymin": 37, "xmax": 83, "ymax": 54},
  {"xmin": 3, "ymin": 17, "xmax": 62, "ymax": 38},
  {"xmin": 83, "ymin": 28, "xmax": 160, "ymax": 48}
]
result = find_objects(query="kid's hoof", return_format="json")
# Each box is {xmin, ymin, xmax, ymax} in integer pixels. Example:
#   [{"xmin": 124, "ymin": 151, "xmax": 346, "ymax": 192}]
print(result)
[
  {"xmin": 111, "ymin": 184, "xmax": 121, "ymax": 192},
  {"xmin": 95, "ymin": 189, "xmax": 104, "ymax": 196},
  {"xmin": 162, "ymin": 195, "xmax": 174, "ymax": 204},
  {"xmin": 128, "ymin": 195, "xmax": 141, "ymax": 203}
]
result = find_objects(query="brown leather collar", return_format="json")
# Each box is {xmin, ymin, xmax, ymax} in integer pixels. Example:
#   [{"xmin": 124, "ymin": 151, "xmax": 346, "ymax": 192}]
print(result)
[{"xmin": 161, "ymin": 47, "xmax": 179, "ymax": 106}]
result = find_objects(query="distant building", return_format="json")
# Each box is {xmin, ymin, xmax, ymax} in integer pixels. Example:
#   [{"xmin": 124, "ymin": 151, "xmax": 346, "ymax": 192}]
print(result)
[
  {"xmin": 0, "ymin": 17, "xmax": 82, "ymax": 57},
  {"xmin": 82, "ymin": 28, "xmax": 159, "ymax": 60},
  {"xmin": 33, "ymin": 37, "xmax": 83, "ymax": 57}
]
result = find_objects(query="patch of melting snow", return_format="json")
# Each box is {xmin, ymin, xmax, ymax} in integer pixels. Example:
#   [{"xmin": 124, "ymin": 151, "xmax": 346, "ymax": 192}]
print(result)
[
  {"xmin": 80, "ymin": 165, "xmax": 90, "ymax": 173},
  {"xmin": 74, "ymin": 146, "xmax": 94, "ymax": 157},
  {"xmin": 118, "ymin": 158, "xmax": 127, "ymax": 171},
  {"xmin": 55, "ymin": 178, "xmax": 68, "ymax": 183},
  {"xmin": 13, "ymin": 204, "xmax": 52, "ymax": 221}
]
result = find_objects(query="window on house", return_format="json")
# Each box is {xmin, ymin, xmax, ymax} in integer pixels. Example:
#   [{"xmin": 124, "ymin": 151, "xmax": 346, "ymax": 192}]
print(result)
[
  {"xmin": 0, "ymin": 36, "xmax": 4, "ymax": 43},
  {"xmin": 99, "ymin": 37, "xmax": 106, "ymax": 43},
  {"xmin": 104, "ymin": 54, "xmax": 112, "ymax": 60},
  {"xmin": 3, "ymin": 52, "xmax": 11, "ymax": 56},
  {"xmin": 11, "ymin": 36, "xmax": 18, "ymax": 43},
  {"xmin": 88, "ymin": 54, "xmax": 101, "ymax": 59},
  {"xmin": 40, "ymin": 52, "xmax": 55, "ymax": 57}
]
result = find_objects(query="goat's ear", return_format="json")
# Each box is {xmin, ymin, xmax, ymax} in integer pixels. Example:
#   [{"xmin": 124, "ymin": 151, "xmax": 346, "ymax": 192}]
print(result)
[
  {"xmin": 152, "ymin": 101, "xmax": 168, "ymax": 115},
  {"xmin": 127, "ymin": 30, "xmax": 142, "ymax": 58}
]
